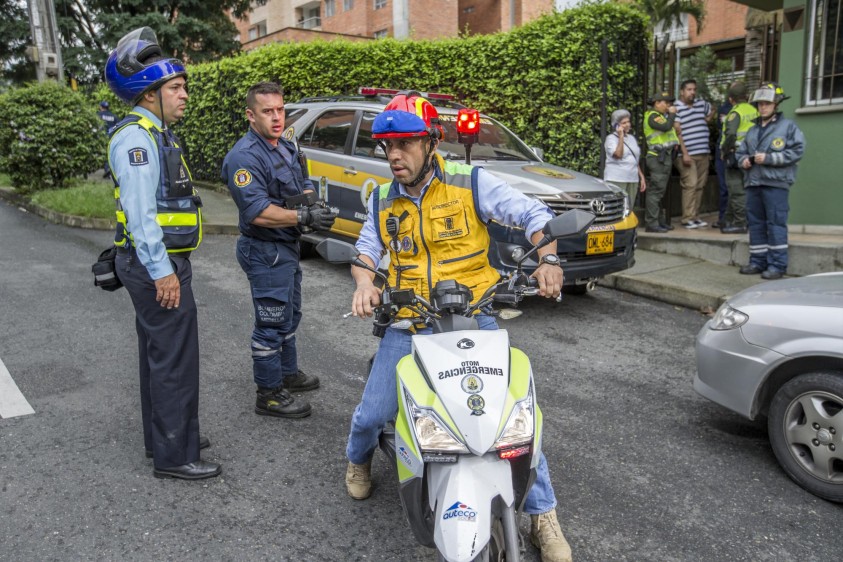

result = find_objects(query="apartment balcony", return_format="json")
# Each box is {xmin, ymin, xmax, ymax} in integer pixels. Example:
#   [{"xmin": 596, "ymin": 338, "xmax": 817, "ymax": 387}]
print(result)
[{"xmin": 297, "ymin": 16, "xmax": 321, "ymax": 29}]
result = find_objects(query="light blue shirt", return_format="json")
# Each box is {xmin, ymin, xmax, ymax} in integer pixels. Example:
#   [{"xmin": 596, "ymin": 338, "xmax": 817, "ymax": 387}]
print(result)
[
  {"xmin": 109, "ymin": 106, "xmax": 173, "ymax": 280},
  {"xmin": 355, "ymin": 166, "xmax": 553, "ymax": 265}
]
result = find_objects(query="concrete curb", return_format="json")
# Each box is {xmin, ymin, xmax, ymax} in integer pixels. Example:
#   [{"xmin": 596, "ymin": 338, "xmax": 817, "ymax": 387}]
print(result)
[
  {"xmin": 0, "ymin": 186, "xmax": 237, "ymax": 234},
  {"xmin": 0, "ymin": 187, "xmax": 115, "ymax": 231}
]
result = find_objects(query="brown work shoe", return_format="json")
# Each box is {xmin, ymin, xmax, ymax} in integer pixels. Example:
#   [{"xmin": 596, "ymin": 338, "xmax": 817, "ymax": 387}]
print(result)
[
  {"xmin": 345, "ymin": 460, "xmax": 372, "ymax": 500},
  {"xmin": 530, "ymin": 510, "xmax": 573, "ymax": 562}
]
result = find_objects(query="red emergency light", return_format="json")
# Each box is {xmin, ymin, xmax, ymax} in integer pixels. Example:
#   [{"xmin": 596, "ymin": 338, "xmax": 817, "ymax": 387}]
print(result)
[
  {"xmin": 498, "ymin": 445, "xmax": 531, "ymax": 460},
  {"xmin": 456, "ymin": 108, "xmax": 480, "ymax": 146},
  {"xmin": 358, "ymin": 87, "xmax": 455, "ymax": 101}
]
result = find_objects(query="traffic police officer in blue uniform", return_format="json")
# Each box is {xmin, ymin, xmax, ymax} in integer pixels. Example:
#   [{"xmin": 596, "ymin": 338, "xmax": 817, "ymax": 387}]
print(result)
[
  {"xmin": 222, "ymin": 82, "xmax": 337, "ymax": 419},
  {"xmin": 105, "ymin": 27, "xmax": 219, "ymax": 480}
]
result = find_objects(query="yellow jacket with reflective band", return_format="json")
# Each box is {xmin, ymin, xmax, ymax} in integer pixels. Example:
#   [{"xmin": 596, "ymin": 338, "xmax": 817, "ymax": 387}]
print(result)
[
  {"xmin": 643, "ymin": 110, "xmax": 679, "ymax": 156},
  {"xmin": 109, "ymin": 112, "xmax": 202, "ymax": 253},
  {"xmin": 374, "ymin": 155, "xmax": 500, "ymax": 318},
  {"xmin": 720, "ymin": 102, "xmax": 758, "ymax": 152}
]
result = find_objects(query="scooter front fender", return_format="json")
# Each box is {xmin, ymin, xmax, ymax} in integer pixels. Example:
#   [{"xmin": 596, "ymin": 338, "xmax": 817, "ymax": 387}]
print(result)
[{"xmin": 428, "ymin": 455, "xmax": 515, "ymax": 562}]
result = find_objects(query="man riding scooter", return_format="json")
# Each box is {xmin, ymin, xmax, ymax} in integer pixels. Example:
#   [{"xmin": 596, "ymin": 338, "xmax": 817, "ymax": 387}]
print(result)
[{"xmin": 344, "ymin": 92, "xmax": 573, "ymax": 562}]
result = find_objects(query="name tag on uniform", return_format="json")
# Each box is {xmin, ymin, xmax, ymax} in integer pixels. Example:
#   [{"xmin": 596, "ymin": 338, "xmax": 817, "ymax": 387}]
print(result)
[{"xmin": 129, "ymin": 148, "xmax": 149, "ymax": 166}]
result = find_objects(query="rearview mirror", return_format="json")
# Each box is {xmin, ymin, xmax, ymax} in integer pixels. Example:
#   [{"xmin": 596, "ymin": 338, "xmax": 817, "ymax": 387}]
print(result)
[
  {"xmin": 542, "ymin": 209, "xmax": 596, "ymax": 240},
  {"xmin": 316, "ymin": 239, "xmax": 360, "ymax": 264}
]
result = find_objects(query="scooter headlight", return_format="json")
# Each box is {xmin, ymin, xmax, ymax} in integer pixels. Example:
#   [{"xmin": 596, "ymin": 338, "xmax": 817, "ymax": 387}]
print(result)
[
  {"xmin": 406, "ymin": 393, "xmax": 469, "ymax": 453},
  {"xmin": 493, "ymin": 393, "xmax": 534, "ymax": 450}
]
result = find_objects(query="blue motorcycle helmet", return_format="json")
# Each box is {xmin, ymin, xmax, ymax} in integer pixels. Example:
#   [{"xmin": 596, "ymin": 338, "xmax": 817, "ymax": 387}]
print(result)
[{"xmin": 105, "ymin": 27, "xmax": 186, "ymax": 105}]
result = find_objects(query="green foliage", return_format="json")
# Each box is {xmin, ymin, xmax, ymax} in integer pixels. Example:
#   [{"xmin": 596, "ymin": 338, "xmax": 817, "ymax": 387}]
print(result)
[
  {"xmin": 56, "ymin": 0, "xmax": 252, "ymax": 85},
  {"xmin": 0, "ymin": 0, "xmax": 35, "ymax": 86},
  {"xmin": 0, "ymin": 82, "xmax": 105, "ymax": 191},
  {"xmin": 31, "ymin": 178, "xmax": 114, "ymax": 218},
  {"xmin": 679, "ymin": 46, "xmax": 735, "ymax": 103},
  {"xmin": 180, "ymin": 5, "xmax": 649, "ymax": 179}
]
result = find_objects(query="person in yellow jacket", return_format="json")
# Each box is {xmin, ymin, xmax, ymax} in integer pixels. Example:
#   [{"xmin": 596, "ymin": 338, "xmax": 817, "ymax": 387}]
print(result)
[
  {"xmin": 343, "ymin": 92, "xmax": 572, "ymax": 562},
  {"xmin": 642, "ymin": 91, "xmax": 680, "ymax": 232},
  {"xmin": 719, "ymin": 81, "xmax": 758, "ymax": 234}
]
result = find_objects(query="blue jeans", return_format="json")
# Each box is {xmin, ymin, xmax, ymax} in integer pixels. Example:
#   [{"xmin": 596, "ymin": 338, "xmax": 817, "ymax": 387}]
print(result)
[
  {"xmin": 346, "ymin": 315, "xmax": 557, "ymax": 514},
  {"xmin": 746, "ymin": 186, "xmax": 789, "ymax": 273},
  {"xmin": 236, "ymin": 236, "xmax": 302, "ymax": 388}
]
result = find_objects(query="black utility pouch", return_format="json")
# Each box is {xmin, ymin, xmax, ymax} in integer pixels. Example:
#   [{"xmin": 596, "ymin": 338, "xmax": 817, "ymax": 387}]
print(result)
[{"xmin": 92, "ymin": 246, "xmax": 123, "ymax": 291}]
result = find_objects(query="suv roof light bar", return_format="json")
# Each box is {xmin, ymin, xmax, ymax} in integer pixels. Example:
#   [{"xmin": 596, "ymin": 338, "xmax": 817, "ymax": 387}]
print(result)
[{"xmin": 358, "ymin": 87, "xmax": 455, "ymax": 101}]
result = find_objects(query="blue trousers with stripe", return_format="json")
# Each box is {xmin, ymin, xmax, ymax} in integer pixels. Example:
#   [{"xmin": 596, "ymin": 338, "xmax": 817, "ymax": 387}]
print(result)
[{"xmin": 746, "ymin": 186, "xmax": 789, "ymax": 273}]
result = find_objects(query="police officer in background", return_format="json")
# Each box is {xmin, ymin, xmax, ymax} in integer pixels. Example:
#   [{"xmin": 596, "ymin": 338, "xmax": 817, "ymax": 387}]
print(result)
[
  {"xmin": 222, "ymin": 82, "xmax": 336, "ymax": 419},
  {"xmin": 97, "ymin": 101, "xmax": 117, "ymax": 178},
  {"xmin": 718, "ymin": 81, "xmax": 758, "ymax": 234},
  {"xmin": 105, "ymin": 27, "xmax": 219, "ymax": 480},
  {"xmin": 642, "ymin": 92, "xmax": 680, "ymax": 233}
]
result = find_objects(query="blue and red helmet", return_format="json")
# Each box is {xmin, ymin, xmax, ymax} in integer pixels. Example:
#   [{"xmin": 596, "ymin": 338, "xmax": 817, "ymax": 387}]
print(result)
[
  {"xmin": 372, "ymin": 93, "xmax": 444, "ymax": 140},
  {"xmin": 105, "ymin": 27, "xmax": 186, "ymax": 105}
]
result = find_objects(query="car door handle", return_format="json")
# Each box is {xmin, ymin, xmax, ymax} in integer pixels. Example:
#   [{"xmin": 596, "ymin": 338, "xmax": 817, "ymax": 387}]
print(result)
[{"xmin": 343, "ymin": 167, "xmax": 358, "ymax": 176}]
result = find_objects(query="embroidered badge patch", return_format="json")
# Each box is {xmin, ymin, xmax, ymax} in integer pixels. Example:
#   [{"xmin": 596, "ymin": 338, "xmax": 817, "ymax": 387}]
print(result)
[
  {"xmin": 771, "ymin": 138, "xmax": 785, "ymax": 150},
  {"xmin": 654, "ymin": 116, "xmax": 667, "ymax": 124},
  {"xmin": 728, "ymin": 112, "xmax": 738, "ymax": 122},
  {"xmin": 234, "ymin": 169, "xmax": 253, "ymax": 188},
  {"xmin": 128, "ymin": 148, "xmax": 148, "ymax": 166}
]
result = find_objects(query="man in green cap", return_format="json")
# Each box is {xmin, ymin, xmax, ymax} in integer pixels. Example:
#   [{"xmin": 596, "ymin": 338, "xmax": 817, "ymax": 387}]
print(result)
[{"xmin": 642, "ymin": 92, "xmax": 680, "ymax": 232}]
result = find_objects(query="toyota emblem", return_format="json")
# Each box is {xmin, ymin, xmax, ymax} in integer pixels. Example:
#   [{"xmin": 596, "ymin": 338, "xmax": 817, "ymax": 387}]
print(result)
[
  {"xmin": 590, "ymin": 199, "xmax": 605, "ymax": 214},
  {"xmin": 457, "ymin": 338, "xmax": 475, "ymax": 350}
]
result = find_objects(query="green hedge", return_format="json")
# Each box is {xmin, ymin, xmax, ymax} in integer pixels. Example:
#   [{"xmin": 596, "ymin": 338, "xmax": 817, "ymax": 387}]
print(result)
[
  {"xmin": 0, "ymin": 82, "xmax": 105, "ymax": 191},
  {"xmin": 175, "ymin": 5, "xmax": 648, "ymax": 181}
]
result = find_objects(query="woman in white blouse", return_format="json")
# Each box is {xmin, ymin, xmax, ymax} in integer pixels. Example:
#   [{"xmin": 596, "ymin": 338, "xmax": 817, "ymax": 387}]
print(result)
[{"xmin": 604, "ymin": 109, "xmax": 646, "ymax": 214}]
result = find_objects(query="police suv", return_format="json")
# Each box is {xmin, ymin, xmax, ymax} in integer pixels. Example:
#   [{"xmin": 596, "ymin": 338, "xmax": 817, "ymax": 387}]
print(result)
[{"xmin": 284, "ymin": 88, "xmax": 637, "ymax": 294}]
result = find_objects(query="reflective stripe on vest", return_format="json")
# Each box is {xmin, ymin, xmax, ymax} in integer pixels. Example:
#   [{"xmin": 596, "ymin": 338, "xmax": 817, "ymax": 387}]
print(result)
[
  {"xmin": 376, "ymin": 155, "xmax": 500, "ymax": 318},
  {"xmin": 643, "ymin": 110, "xmax": 679, "ymax": 155},
  {"xmin": 108, "ymin": 112, "xmax": 202, "ymax": 253}
]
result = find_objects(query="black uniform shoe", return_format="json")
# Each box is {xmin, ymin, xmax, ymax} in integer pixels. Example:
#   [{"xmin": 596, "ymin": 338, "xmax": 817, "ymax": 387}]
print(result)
[
  {"xmin": 153, "ymin": 460, "xmax": 222, "ymax": 480},
  {"xmin": 146, "ymin": 435, "xmax": 210, "ymax": 459},
  {"xmin": 721, "ymin": 225, "xmax": 748, "ymax": 234},
  {"xmin": 711, "ymin": 221, "xmax": 723, "ymax": 229},
  {"xmin": 739, "ymin": 265, "xmax": 764, "ymax": 275},
  {"xmin": 761, "ymin": 269, "xmax": 784, "ymax": 280},
  {"xmin": 644, "ymin": 225, "xmax": 668, "ymax": 233},
  {"xmin": 659, "ymin": 223, "xmax": 675, "ymax": 231},
  {"xmin": 282, "ymin": 370, "xmax": 320, "ymax": 392},
  {"xmin": 255, "ymin": 386, "xmax": 312, "ymax": 418}
]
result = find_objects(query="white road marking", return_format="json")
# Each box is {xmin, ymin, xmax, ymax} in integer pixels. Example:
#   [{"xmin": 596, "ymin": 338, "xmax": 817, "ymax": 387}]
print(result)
[{"xmin": 0, "ymin": 355, "xmax": 34, "ymax": 418}]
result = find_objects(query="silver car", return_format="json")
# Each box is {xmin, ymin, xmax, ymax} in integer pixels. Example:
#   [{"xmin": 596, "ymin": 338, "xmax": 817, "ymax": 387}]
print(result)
[{"xmin": 694, "ymin": 272, "xmax": 843, "ymax": 502}]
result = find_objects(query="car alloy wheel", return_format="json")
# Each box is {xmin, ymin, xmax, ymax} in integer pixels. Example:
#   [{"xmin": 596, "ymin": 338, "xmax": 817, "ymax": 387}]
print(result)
[{"xmin": 768, "ymin": 371, "xmax": 843, "ymax": 503}]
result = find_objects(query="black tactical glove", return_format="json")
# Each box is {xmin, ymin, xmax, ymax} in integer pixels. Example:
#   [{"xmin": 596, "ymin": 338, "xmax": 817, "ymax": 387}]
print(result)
[{"xmin": 297, "ymin": 203, "xmax": 337, "ymax": 232}]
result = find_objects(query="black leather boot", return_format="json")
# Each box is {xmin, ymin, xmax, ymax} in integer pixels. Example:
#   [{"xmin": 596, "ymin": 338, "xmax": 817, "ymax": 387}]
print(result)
[{"xmin": 255, "ymin": 386, "xmax": 312, "ymax": 418}]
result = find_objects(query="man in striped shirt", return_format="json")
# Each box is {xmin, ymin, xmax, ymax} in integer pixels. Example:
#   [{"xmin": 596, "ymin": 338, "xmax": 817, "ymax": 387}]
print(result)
[{"xmin": 674, "ymin": 79, "xmax": 716, "ymax": 228}]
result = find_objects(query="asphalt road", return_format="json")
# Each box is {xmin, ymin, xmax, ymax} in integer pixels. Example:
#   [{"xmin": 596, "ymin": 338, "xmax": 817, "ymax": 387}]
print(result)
[{"xmin": 0, "ymin": 199, "xmax": 840, "ymax": 561}]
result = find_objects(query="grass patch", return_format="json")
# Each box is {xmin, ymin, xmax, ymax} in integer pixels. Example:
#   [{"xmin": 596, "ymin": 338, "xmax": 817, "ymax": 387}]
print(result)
[
  {"xmin": 0, "ymin": 173, "xmax": 11, "ymax": 187},
  {"xmin": 30, "ymin": 179, "xmax": 114, "ymax": 219}
]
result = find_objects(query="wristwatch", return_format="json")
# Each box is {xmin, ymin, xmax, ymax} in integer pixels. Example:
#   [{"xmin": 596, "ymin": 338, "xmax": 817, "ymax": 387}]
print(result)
[{"xmin": 538, "ymin": 254, "xmax": 561, "ymax": 267}]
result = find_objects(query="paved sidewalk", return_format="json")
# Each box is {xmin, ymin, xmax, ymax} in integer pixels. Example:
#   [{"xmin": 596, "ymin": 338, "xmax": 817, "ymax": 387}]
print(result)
[{"xmin": 2, "ymin": 184, "xmax": 840, "ymax": 311}]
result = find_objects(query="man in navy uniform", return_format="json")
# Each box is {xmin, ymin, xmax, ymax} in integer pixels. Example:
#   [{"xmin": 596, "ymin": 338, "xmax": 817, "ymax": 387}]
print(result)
[
  {"xmin": 222, "ymin": 82, "xmax": 336, "ymax": 419},
  {"xmin": 105, "ymin": 27, "xmax": 219, "ymax": 480}
]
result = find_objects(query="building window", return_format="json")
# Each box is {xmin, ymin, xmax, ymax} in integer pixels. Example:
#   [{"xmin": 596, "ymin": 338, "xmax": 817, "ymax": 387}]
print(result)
[
  {"xmin": 374, "ymin": 0, "xmax": 386, "ymax": 9},
  {"xmin": 373, "ymin": 29, "xmax": 388, "ymax": 39},
  {"xmin": 344, "ymin": 0, "xmax": 354, "ymax": 10},
  {"xmin": 325, "ymin": 0, "xmax": 335, "ymax": 17},
  {"xmin": 806, "ymin": 0, "xmax": 842, "ymax": 105},
  {"xmin": 248, "ymin": 21, "xmax": 267, "ymax": 41}
]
